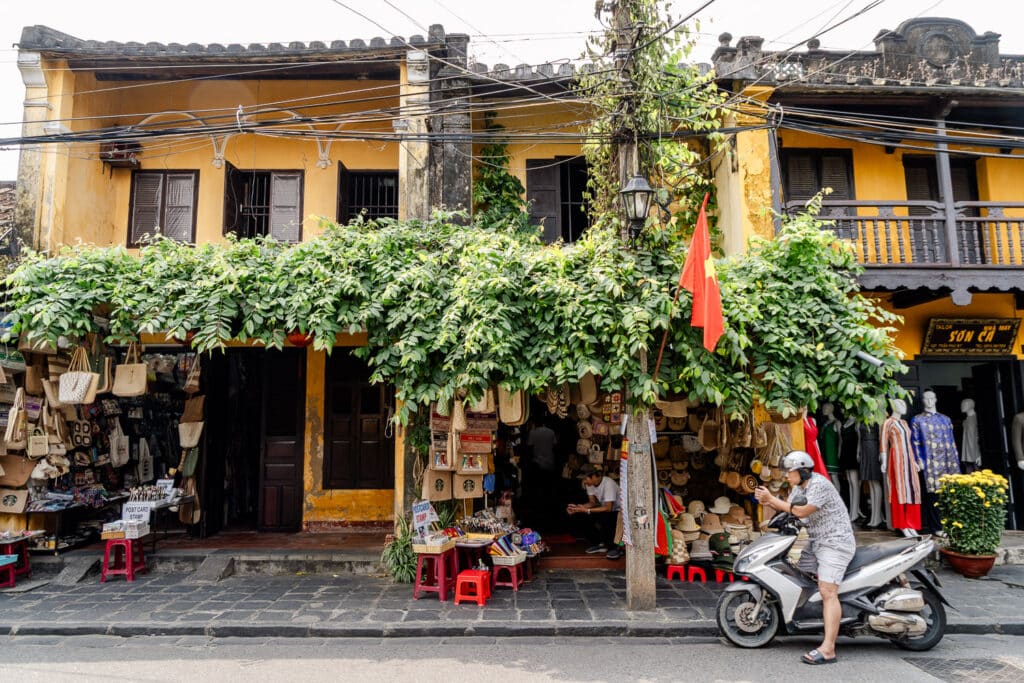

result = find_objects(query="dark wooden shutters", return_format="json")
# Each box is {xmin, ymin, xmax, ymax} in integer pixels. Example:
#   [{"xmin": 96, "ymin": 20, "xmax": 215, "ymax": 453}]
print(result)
[
  {"xmin": 324, "ymin": 352, "xmax": 395, "ymax": 490},
  {"xmin": 270, "ymin": 172, "xmax": 302, "ymax": 242},
  {"xmin": 781, "ymin": 150, "xmax": 854, "ymax": 203},
  {"xmin": 526, "ymin": 160, "xmax": 561, "ymax": 243},
  {"xmin": 129, "ymin": 171, "xmax": 197, "ymax": 244}
]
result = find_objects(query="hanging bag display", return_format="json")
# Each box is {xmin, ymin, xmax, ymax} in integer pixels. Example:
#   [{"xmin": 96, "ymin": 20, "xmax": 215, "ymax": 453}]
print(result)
[
  {"xmin": 87, "ymin": 334, "xmax": 112, "ymax": 395},
  {"xmin": 183, "ymin": 353, "xmax": 201, "ymax": 394},
  {"xmin": 4, "ymin": 388, "xmax": 27, "ymax": 451},
  {"xmin": 24, "ymin": 361, "xmax": 44, "ymax": 396},
  {"xmin": 0, "ymin": 454, "xmax": 34, "ymax": 487},
  {"xmin": 27, "ymin": 422, "xmax": 49, "ymax": 460},
  {"xmin": 178, "ymin": 421, "xmax": 205, "ymax": 448},
  {"xmin": 58, "ymin": 347, "xmax": 100, "ymax": 404},
  {"xmin": 181, "ymin": 396, "xmax": 205, "ymax": 423},
  {"xmin": 109, "ymin": 420, "xmax": 130, "ymax": 467},
  {"xmin": 137, "ymin": 438, "xmax": 154, "ymax": 482},
  {"xmin": 112, "ymin": 342, "xmax": 148, "ymax": 397}
]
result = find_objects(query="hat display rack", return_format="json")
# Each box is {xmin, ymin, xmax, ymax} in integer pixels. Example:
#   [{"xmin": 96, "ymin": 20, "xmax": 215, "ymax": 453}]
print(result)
[{"xmin": 644, "ymin": 401, "xmax": 793, "ymax": 572}]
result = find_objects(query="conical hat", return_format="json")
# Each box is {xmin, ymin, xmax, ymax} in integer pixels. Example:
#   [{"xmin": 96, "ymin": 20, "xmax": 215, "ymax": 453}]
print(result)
[{"xmin": 579, "ymin": 372, "xmax": 598, "ymax": 405}]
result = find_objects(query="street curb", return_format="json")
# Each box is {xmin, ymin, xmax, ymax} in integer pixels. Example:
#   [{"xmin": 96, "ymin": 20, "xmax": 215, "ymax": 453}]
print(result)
[{"xmin": 1, "ymin": 620, "xmax": 1017, "ymax": 639}]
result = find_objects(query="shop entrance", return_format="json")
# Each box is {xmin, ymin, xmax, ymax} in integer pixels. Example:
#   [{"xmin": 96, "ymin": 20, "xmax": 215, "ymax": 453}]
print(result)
[
  {"xmin": 201, "ymin": 348, "xmax": 306, "ymax": 536},
  {"xmin": 901, "ymin": 358, "xmax": 1023, "ymax": 529}
]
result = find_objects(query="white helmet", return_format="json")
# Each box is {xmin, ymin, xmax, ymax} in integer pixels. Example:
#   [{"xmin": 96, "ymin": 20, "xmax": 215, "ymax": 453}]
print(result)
[{"xmin": 781, "ymin": 450, "xmax": 815, "ymax": 472}]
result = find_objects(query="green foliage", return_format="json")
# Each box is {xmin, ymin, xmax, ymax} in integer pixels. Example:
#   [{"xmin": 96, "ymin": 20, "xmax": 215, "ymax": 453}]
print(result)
[
  {"xmin": 3, "ymin": 200, "xmax": 905, "ymax": 423},
  {"xmin": 380, "ymin": 514, "xmax": 418, "ymax": 583},
  {"xmin": 937, "ymin": 470, "xmax": 1009, "ymax": 555},
  {"xmin": 577, "ymin": 1, "xmax": 727, "ymax": 244},
  {"xmin": 473, "ymin": 111, "xmax": 531, "ymax": 232}
]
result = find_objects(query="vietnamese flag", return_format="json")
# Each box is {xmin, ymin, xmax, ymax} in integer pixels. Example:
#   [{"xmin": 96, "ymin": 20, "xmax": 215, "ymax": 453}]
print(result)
[{"xmin": 679, "ymin": 193, "xmax": 724, "ymax": 352}]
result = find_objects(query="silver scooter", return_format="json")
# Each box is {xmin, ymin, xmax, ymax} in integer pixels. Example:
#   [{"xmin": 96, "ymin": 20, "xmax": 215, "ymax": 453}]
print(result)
[{"xmin": 716, "ymin": 494, "xmax": 949, "ymax": 651}]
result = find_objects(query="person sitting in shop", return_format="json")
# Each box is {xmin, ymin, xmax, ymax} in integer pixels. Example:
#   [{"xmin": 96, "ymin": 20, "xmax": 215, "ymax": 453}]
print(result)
[{"xmin": 567, "ymin": 464, "xmax": 621, "ymax": 559}]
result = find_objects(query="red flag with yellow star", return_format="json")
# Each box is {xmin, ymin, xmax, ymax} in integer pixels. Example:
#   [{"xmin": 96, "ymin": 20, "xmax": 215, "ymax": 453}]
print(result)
[{"xmin": 679, "ymin": 194, "xmax": 723, "ymax": 352}]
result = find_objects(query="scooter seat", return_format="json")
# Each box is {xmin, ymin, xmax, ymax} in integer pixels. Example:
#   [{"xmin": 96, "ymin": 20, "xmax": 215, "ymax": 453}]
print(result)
[{"xmin": 845, "ymin": 537, "xmax": 920, "ymax": 575}]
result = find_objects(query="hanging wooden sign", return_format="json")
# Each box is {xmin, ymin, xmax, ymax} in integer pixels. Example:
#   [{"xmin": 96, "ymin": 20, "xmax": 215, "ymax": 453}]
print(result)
[{"xmin": 921, "ymin": 318, "xmax": 1021, "ymax": 355}]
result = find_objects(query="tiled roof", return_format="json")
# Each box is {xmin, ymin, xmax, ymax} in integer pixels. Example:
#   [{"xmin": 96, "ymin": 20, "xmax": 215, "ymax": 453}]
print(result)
[{"xmin": 18, "ymin": 24, "xmax": 447, "ymax": 58}]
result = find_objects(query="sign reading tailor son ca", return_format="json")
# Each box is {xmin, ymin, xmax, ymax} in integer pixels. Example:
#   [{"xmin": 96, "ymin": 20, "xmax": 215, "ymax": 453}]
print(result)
[{"xmin": 922, "ymin": 317, "xmax": 1021, "ymax": 355}]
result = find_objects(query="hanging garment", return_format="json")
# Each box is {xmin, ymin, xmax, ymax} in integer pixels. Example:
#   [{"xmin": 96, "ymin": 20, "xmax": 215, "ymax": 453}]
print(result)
[
  {"xmin": 910, "ymin": 411, "xmax": 961, "ymax": 493},
  {"xmin": 858, "ymin": 423, "xmax": 882, "ymax": 482},
  {"xmin": 961, "ymin": 413, "xmax": 981, "ymax": 467},
  {"xmin": 882, "ymin": 416, "xmax": 921, "ymax": 530},
  {"xmin": 839, "ymin": 421, "xmax": 859, "ymax": 471},
  {"xmin": 818, "ymin": 419, "xmax": 841, "ymax": 474},
  {"xmin": 802, "ymin": 416, "xmax": 829, "ymax": 478}
]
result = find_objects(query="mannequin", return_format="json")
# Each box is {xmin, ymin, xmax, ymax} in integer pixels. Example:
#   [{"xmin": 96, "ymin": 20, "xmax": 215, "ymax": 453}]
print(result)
[
  {"xmin": 818, "ymin": 402, "xmax": 841, "ymax": 489},
  {"xmin": 858, "ymin": 418, "xmax": 885, "ymax": 528},
  {"xmin": 802, "ymin": 413, "xmax": 830, "ymax": 478},
  {"xmin": 960, "ymin": 399, "xmax": 981, "ymax": 474},
  {"xmin": 911, "ymin": 390, "xmax": 961, "ymax": 532},
  {"xmin": 880, "ymin": 398, "xmax": 922, "ymax": 534},
  {"xmin": 1014, "ymin": 412, "xmax": 1024, "ymax": 470},
  {"xmin": 839, "ymin": 414, "xmax": 861, "ymax": 522}
]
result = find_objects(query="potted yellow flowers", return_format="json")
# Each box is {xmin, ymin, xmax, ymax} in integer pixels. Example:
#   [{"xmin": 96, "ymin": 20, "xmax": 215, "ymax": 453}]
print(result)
[{"xmin": 935, "ymin": 469, "xmax": 1010, "ymax": 578}]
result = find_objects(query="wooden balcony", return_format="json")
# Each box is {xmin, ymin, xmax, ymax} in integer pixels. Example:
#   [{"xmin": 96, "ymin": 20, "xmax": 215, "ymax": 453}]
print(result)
[{"xmin": 784, "ymin": 200, "xmax": 1024, "ymax": 296}]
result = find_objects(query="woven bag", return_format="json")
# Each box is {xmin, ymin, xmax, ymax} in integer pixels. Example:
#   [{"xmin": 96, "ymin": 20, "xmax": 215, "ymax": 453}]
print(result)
[
  {"xmin": 112, "ymin": 342, "xmax": 148, "ymax": 397},
  {"xmin": 58, "ymin": 347, "xmax": 99, "ymax": 405}
]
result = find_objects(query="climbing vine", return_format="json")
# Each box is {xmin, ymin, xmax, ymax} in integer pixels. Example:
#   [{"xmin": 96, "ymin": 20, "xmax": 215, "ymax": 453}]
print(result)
[
  {"xmin": 3, "ymin": 199, "xmax": 904, "ymax": 423},
  {"xmin": 472, "ymin": 111, "xmax": 530, "ymax": 232}
]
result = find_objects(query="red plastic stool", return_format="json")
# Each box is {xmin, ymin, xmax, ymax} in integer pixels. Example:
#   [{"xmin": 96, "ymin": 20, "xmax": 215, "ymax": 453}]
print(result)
[
  {"xmin": 0, "ymin": 555, "xmax": 18, "ymax": 588},
  {"xmin": 454, "ymin": 569, "xmax": 492, "ymax": 606},
  {"xmin": 666, "ymin": 564, "xmax": 687, "ymax": 582},
  {"xmin": 686, "ymin": 565, "xmax": 707, "ymax": 582},
  {"xmin": 492, "ymin": 562, "xmax": 525, "ymax": 591},
  {"xmin": 714, "ymin": 569, "xmax": 735, "ymax": 583},
  {"xmin": 413, "ymin": 548, "xmax": 458, "ymax": 601},
  {"xmin": 0, "ymin": 539, "xmax": 31, "ymax": 579},
  {"xmin": 101, "ymin": 538, "xmax": 147, "ymax": 583},
  {"xmin": 524, "ymin": 555, "xmax": 538, "ymax": 581}
]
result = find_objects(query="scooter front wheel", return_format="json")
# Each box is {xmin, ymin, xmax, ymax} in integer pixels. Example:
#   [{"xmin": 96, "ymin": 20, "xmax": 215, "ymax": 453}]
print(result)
[{"xmin": 716, "ymin": 588, "xmax": 781, "ymax": 648}]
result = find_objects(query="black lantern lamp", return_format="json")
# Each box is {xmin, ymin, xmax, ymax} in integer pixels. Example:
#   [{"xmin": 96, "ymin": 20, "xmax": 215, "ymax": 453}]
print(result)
[{"xmin": 621, "ymin": 174, "xmax": 654, "ymax": 241}]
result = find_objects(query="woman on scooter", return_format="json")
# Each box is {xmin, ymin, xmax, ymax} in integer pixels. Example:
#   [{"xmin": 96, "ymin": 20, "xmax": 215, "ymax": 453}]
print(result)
[{"xmin": 754, "ymin": 450, "xmax": 856, "ymax": 665}]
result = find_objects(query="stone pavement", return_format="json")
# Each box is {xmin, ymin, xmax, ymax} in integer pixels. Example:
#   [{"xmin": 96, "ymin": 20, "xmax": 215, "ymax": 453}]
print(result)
[{"xmin": 0, "ymin": 562, "xmax": 1022, "ymax": 638}]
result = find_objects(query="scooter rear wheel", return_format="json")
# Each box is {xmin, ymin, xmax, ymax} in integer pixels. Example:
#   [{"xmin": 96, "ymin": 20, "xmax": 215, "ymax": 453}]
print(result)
[
  {"xmin": 891, "ymin": 587, "xmax": 946, "ymax": 651},
  {"xmin": 716, "ymin": 589, "xmax": 781, "ymax": 648}
]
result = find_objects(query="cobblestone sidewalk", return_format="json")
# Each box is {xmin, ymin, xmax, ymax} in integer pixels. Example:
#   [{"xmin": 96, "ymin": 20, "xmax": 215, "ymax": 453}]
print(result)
[{"xmin": 0, "ymin": 564, "xmax": 1021, "ymax": 638}]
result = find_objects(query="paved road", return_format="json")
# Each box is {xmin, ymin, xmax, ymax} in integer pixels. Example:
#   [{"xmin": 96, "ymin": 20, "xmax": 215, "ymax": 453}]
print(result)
[{"xmin": 0, "ymin": 633, "xmax": 1021, "ymax": 681}]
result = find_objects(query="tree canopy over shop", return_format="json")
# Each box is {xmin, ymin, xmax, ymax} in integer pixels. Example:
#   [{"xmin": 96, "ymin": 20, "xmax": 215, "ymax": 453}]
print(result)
[{"xmin": 3, "ymin": 199, "xmax": 904, "ymax": 423}]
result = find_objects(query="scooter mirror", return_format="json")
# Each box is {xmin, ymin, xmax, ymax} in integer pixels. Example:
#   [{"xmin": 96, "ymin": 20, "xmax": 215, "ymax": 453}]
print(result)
[{"xmin": 791, "ymin": 492, "xmax": 808, "ymax": 507}]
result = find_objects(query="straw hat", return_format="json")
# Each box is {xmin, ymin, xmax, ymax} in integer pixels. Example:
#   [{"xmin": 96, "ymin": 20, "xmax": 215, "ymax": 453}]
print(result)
[
  {"xmin": 725, "ymin": 523, "xmax": 749, "ymax": 541},
  {"xmin": 658, "ymin": 470, "xmax": 671, "ymax": 484},
  {"xmin": 576, "ymin": 438, "xmax": 592, "ymax": 456},
  {"xmin": 575, "ymin": 403, "xmax": 591, "ymax": 420},
  {"xmin": 724, "ymin": 507, "xmax": 746, "ymax": 526},
  {"xmin": 579, "ymin": 372, "xmax": 598, "ymax": 405},
  {"xmin": 687, "ymin": 500, "xmax": 705, "ymax": 518},
  {"xmin": 681, "ymin": 434, "xmax": 702, "ymax": 453},
  {"xmin": 676, "ymin": 512, "xmax": 701, "ymax": 532},
  {"xmin": 741, "ymin": 475, "xmax": 759, "ymax": 494},
  {"xmin": 668, "ymin": 416, "xmax": 688, "ymax": 431},
  {"xmin": 577, "ymin": 421, "xmax": 593, "ymax": 439},
  {"xmin": 725, "ymin": 471, "xmax": 742, "ymax": 490},
  {"xmin": 710, "ymin": 496, "xmax": 732, "ymax": 515},
  {"xmin": 701, "ymin": 512, "xmax": 724, "ymax": 534},
  {"xmin": 671, "ymin": 470, "xmax": 690, "ymax": 487},
  {"xmin": 655, "ymin": 396, "xmax": 691, "ymax": 418},
  {"xmin": 758, "ymin": 465, "xmax": 772, "ymax": 482}
]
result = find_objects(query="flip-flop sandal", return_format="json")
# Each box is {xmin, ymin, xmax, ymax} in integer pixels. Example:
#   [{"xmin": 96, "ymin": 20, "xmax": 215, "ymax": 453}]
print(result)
[{"xmin": 801, "ymin": 650, "xmax": 837, "ymax": 665}]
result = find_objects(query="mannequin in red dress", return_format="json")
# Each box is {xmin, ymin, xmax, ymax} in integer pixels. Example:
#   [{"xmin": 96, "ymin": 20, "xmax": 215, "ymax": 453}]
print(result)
[{"xmin": 803, "ymin": 415, "xmax": 830, "ymax": 478}]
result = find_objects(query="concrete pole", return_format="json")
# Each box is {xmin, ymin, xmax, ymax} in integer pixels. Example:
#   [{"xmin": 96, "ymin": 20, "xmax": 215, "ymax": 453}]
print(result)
[
  {"xmin": 398, "ymin": 50, "xmax": 431, "ymax": 223},
  {"xmin": 14, "ymin": 51, "xmax": 49, "ymax": 253},
  {"xmin": 612, "ymin": 0, "xmax": 657, "ymax": 612}
]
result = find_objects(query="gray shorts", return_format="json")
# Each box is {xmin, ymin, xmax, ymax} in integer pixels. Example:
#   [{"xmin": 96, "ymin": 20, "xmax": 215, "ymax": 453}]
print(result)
[{"xmin": 798, "ymin": 541, "xmax": 855, "ymax": 585}]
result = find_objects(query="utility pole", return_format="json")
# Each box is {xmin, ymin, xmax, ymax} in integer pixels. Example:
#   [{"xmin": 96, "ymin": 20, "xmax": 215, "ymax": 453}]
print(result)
[{"xmin": 612, "ymin": 0, "xmax": 657, "ymax": 611}]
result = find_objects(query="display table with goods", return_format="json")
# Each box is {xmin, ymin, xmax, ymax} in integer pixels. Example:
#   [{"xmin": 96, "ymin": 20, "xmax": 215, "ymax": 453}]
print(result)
[
  {"xmin": 0, "ymin": 529, "xmax": 45, "ymax": 580},
  {"xmin": 0, "ymin": 339, "xmax": 205, "ymax": 555}
]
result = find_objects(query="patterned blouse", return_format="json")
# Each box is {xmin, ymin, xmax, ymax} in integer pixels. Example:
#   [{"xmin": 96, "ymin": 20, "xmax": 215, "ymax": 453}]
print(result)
[{"xmin": 910, "ymin": 411, "xmax": 961, "ymax": 493}]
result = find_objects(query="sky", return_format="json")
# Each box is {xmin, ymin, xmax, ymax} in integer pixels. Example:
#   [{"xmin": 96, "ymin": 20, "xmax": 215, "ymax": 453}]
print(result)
[{"xmin": 1, "ymin": 0, "xmax": 1023, "ymax": 179}]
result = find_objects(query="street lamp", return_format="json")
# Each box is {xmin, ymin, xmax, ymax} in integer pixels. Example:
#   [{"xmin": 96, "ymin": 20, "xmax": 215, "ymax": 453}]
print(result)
[{"xmin": 621, "ymin": 174, "xmax": 654, "ymax": 241}]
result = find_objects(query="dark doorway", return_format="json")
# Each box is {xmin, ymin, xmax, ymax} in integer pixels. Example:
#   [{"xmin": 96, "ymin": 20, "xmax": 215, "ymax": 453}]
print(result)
[
  {"xmin": 900, "ymin": 358, "xmax": 1021, "ymax": 529},
  {"xmin": 202, "ymin": 348, "xmax": 306, "ymax": 535},
  {"xmin": 323, "ymin": 351, "xmax": 395, "ymax": 490}
]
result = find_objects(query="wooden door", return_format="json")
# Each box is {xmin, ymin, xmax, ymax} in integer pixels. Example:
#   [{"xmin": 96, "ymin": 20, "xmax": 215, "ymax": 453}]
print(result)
[
  {"xmin": 258, "ymin": 349, "xmax": 305, "ymax": 531},
  {"xmin": 324, "ymin": 352, "xmax": 394, "ymax": 489}
]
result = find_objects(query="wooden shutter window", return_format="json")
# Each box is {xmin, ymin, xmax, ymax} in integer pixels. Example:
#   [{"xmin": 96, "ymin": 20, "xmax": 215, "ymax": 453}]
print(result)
[
  {"xmin": 820, "ymin": 155, "xmax": 853, "ymax": 200},
  {"xmin": 129, "ymin": 173, "xmax": 164, "ymax": 244},
  {"xmin": 269, "ymin": 172, "xmax": 302, "ymax": 242},
  {"xmin": 526, "ymin": 159, "xmax": 560, "ymax": 244},
  {"xmin": 163, "ymin": 173, "xmax": 197, "ymax": 242},
  {"xmin": 783, "ymin": 152, "xmax": 818, "ymax": 202}
]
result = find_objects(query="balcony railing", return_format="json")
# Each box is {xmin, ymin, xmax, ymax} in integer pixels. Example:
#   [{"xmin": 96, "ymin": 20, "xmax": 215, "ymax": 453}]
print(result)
[{"xmin": 784, "ymin": 200, "xmax": 1024, "ymax": 267}]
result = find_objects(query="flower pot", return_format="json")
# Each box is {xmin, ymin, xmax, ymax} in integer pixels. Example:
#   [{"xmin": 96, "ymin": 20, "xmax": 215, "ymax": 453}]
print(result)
[
  {"xmin": 287, "ymin": 330, "xmax": 314, "ymax": 348},
  {"xmin": 940, "ymin": 547, "xmax": 997, "ymax": 578}
]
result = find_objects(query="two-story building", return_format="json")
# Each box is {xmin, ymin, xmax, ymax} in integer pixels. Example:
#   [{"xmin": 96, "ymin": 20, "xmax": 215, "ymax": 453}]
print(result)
[
  {"xmin": 712, "ymin": 17, "xmax": 1024, "ymax": 527},
  {"xmin": 11, "ymin": 24, "xmax": 589, "ymax": 537}
]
